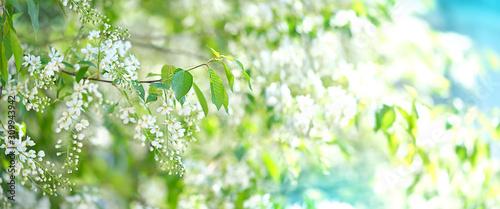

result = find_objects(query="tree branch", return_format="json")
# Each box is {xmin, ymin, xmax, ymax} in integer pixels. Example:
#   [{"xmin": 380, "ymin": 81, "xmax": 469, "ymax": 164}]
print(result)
[
  {"xmin": 58, "ymin": 58, "xmax": 214, "ymax": 84},
  {"xmin": 59, "ymin": 70, "xmax": 161, "ymax": 83}
]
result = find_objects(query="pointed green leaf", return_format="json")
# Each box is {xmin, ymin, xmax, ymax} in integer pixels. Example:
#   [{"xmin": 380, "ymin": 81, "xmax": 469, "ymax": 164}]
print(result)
[
  {"xmin": 0, "ymin": 44, "xmax": 7, "ymax": 86},
  {"xmin": 222, "ymin": 62, "xmax": 234, "ymax": 92},
  {"xmin": 171, "ymin": 69, "xmax": 193, "ymax": 102},
  {"xmin": 12, "ymin": 13, "xmax": 23, "ymax": 19},
  {"xmin": 56, "ymin": 76, "xmax": 65, "ymax": 97},
  {"xmin": 207, "ymin": 45, "xmax": 220, "ymax": 57},
  {"xmin": 10, "ymin": 32, "xmax": 23, "ymax": 70},
  {"xmin": 161, "ymin": 65, "xmax": 176, "ymax": 88},
  {"xmin": 132, "ymin": 80, "xmax": 145, "ymax": 100},
  {"xmin": 179, "ymin": 96, "xmax": 186, "ymax": 106},
  {"xmin": 78, "ymin": 61, "xmax": 97, "ymax": 68},
  {"xmin": 148, "ymin": 85, "xmax": 162, "ymax": 95},
  {"xmin": 263, "ymin": 152, "xmax": 281, "ymax": 184},
  {"xmin": 146, "ymin": 93, "xmax": 159, "ymax": 103},
  {"xmin": 192, "ymin": 83, "xmax": 208, "ymax": 117},
  {"xmin": 222, "ymin": 90, "xmax": 229, "ymax": 114},
  {"xmin": 6, "ymin": 0, "xmax": 22, "ymax": 11},
  {"xmin": 146, "ymin": 73, "xmax": 160, "ymax": 78},
  {"xmin": 72, "ymin": 49, "xmax": 82, "ymax": 61},
  {"xmin": 75, "ymin": 66, "xmax": 89, "ymax": 83},
  {"xmin": 27, "ymin": 0, "xmax": 39, "ymax": 35},
  {"xmin": 221, "ymin": 55, "xmax": 233, "ymax": 62},
  {"xmin": 233, "ymin": 59, "xmax": 252, "ymax": 90},
  {"xmin": 58, "ymin": 92, "xmax": 72, "ymax": 100},
  {"xmin": 3, "ymin": 31, "xmax": 13, "ymax": 60},
  {"xmin": 55, "ymin": 0, "xmax": 66, "ymax": 16},
  {"xmin": 102, "ymin": 102, "xmax": 119, "ymax": 114},
  {"xmin": 209, "ymin": 68, "xmax": 226, "ymax": 110},
  {"xmin": 62, "ymin": 62, "xmax": 74, "ymax": 69},
  {"xmin": 150, "ymin": 82, "xmax": 169, "ymax": 90},
  {"xmin": 376, "ymin": 105, "xmax": 396, "ymax": 132}
]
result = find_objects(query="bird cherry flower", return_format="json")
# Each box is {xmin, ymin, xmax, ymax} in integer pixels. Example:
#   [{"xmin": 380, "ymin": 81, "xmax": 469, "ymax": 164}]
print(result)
[
  {"xmin": 142, "ymin": 115, "xmax": 156, "ymax": 128},
  {"xmin": 87, "ymin": 83, "xmax": 103, "ymax": 99},
  {"xmin": 38, "ymin": 150, "xmax": 46, "ymax": 161},
  {"xmin": 22, "ymin": 169, "xmax": 31, "ymax": 177},
  {"xmin": 81, "ymin": 43, "xmax": 98, "ymax": 61},
  {"xmin": 72, "ymin": 82, "xmax": 89, "ymax": 99},
  {"xmin": 156, "ymin": 100, "xmax": 174, "ymax": 115},
  {"xmin": 150, "ymin": 125, "xmax": 164, "ymax": 138},
  {"xmin": 178, "ymin": 104, "xmax": 192, "ymax": 116},
  {"xmin": 75, "ymin": 119, "xmax": 89, "ymax": 132},
  {"xmin": 88, "ymin": 30, "xmax": 100, "ymax": 40},
  {"xmin": 57, "ymin": 111, "xmax": 76, "ymax": 131},
  {"xmin": 27, "ymin": 150, "xmax": 37, "ymax": 158},
  {"xmin": 119, "ymin": 107, "xmax": 136, "ymax": 124},
  {"xmin": 66, "ymin": 98, "xmax": 84, "ymax": 116}
]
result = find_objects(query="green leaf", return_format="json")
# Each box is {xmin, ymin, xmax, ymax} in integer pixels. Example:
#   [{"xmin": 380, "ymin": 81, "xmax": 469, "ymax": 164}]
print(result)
[
  {"xmin": 10, "ymin": 32, "xmax": 23, "ymax": 70},
  {"xmin": 55, "ymin": 0, "xmax": 66, "ymax": 16},
  {"xmin": 221, "ymin": 55, "xmax": 233, "ymax": 62},
  {"xmin": 387, "ymin": 133, "xmax": 400, "ymax": 156},
  {"xmin": 233, "ymin": 59, "xmax": 252, "ymax": 90},
  {"xmin": 75, "ymin": 66, "xmax": 89, "ymax": 83},
  {"xmin": 102, "ymin": 102, "xmax": 119, "ymax": 114},
  {"xmin": 207, "ymin": 45, "xmax": 220, "ymax": 57},
  {"xmin": 6, "ymin": 0, "xmax": 22, "ymax": 11},
  {"xmin": 262, "ymin": 152, "xmax": 281, "ymax": 184},
  {"xmin": 62, "ymin": 62, "xmax": 74, "ymax": 69},
  {"xmin": 71, "ymin": 49, "xmax": 82, "ymax": 61},
  {"xmin": 3, "ymin": 31, "xmax": 13, "ymax": 61},
  {"xmin": 0, "ymin": 44, "xmax": 8, "ymax": 86},
  {"xmin": 222, "ymin": 62, "xmax": 234, "ymax": 92},
  {"xmin": 148, "ymin": 85, "xmax": 162, "ymax": 95},
  {"xmin": 161, "ymin": 65, "xmax": 176, "ymax": 88},
  {"xmin": 56, "ymin": 76, "xmax": 65, "ymax": 97},
  {"xmin": 58, "ymin": 92, "xmax": 72, "ymax": 100},
  {"xmin": 12, "ymin": 13, "xmax": 23, "ymax": 19},
  {"xmin": 132, "ymin": 80, "xmax": 145, "ymax": 100},
  {"xmin": 150, "ymin": 82, "xmax": 169, "ymax": 90},
  {"xmin": 146, "ymin": 73, "xmax": 160, "ymax": 78},
  {"xmin": 27, "ymin": 0, "xmax": 39, "ymax": 35},
  {"xmin": 78, "ymin": 61, "xmax": 97, "ymax": 68},
  {"xmin": 376, "ymin": 105, "xmax": 396, "ymax": 132},
  {"xmin": 171, "ymin": 70, "xmax": 193, "ymax": 102},
  {"xmin": 146, "ymin": 93, "xmax": 159, "ymax": 103},
  {"xmin": 4, "ymin": 10, "xmax": 15, "ymax": 33},
  {"xmin": 222, "ymin": 90, "xmax": 229, "ymax": 114},
  {"xmin": 192, "ymin": 83, "xmax": 208, "ymax": 117},
  {"xmin": 208, "ymin": 68, "xmax": 226, "ymax": 110},
  {"xmin": 179, "ymin": 96, "xmax": 186, "ymax": 106}
]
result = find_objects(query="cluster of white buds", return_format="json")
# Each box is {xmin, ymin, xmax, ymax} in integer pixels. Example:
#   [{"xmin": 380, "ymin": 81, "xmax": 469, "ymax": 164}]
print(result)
[
  {"xmin": 60, "ymin": 0, "xmax": 130, "ymax": 39},
  {"xmin": 56, "ymin": 133, "xmax": 85, "ymax": 174},
  {"xmin": 61, "ymin": 0, "xmax": 106, "ymax": 25}
]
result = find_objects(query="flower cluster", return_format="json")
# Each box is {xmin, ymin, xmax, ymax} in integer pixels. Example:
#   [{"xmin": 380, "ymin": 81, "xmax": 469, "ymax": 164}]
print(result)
[
  {"xmin": 131, "ymin": 91, "xmax": 204, "ymax": 176},
  {"xmin": 60, "ymin": 0, "xmax": 129, "ymax": 40},
  {"xmin": 0, "ymin": 123, "xmax": 73, "ymax": 196},
  {"xmin": 54, "ymin": 80, "xmax": 101, "ymax": 173}
]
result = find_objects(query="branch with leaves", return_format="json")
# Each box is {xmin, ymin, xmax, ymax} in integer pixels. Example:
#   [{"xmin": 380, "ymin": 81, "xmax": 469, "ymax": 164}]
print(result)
[{"xmin": 0, "ymin": 0, "xmax": 252, "ymax": 197}]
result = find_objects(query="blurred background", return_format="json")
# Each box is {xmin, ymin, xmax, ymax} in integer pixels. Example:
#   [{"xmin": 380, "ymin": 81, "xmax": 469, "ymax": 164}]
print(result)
[
  {"xmin": 2, "ymin": 0, "xmax": 500, "ymax": 208},
  {"xmin": 430, "ymin": 0, "xmax": 500, "ymax": 111}
]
